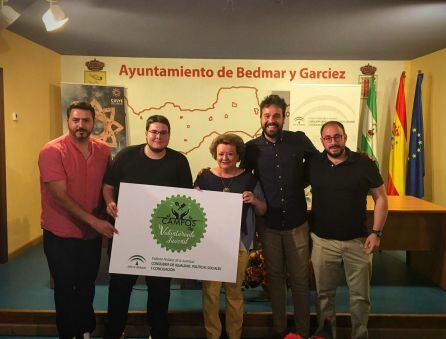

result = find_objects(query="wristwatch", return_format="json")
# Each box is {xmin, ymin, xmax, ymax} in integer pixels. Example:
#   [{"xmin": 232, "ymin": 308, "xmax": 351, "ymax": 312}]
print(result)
[{"xmin": 371, "ymin": 230, "xmax": 383, "ymax": 238}]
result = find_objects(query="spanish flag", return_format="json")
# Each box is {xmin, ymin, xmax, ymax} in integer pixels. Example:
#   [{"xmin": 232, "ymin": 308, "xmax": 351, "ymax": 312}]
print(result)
[{"xmin": 387, "ymin": 72, "xmax": 407, "ymax": 195}]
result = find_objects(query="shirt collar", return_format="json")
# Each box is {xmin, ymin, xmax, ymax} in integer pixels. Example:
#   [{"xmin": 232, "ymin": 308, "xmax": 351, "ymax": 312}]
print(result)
[
  {"xmin": 260, "ymin": 131, "xmax": 284, "ymax": 145},
  {"xmin": 65, "ymin": 133, "xmax": 93, "ymax": 155}
]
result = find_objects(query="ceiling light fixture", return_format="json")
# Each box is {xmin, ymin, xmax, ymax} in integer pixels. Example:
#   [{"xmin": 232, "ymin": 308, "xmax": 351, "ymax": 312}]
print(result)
[
  {"xmin": 42, "ymin": 0, "xmax": 68, "ymax": 32},
  {"xmin": 0, "ymin": 0, "xmax": 20, "ymax": 30}
]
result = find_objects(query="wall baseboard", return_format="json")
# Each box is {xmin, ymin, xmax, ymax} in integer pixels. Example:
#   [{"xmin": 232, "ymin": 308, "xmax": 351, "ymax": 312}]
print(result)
[{"xmin": 8, "ymin": 235, "xmax": 42, "ymax": 261}]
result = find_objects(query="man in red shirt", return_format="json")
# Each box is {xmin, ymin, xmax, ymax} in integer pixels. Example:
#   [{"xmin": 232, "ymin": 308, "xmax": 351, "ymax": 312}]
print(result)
[{"xmin": 38, "ymin": 101, "xmax": 116, "ymax": 339}]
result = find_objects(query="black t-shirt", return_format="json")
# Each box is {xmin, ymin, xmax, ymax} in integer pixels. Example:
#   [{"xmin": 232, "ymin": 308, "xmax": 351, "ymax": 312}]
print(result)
[
  {"xmin": 308, "ymin": 148, "xmax": 383, "ymax": 240},
  {"xmin": 242, "ymin": 131, "xmax": 318, "ymax": 230},
  {"xmin": 104, "ymin": 144, "xmax": 193, "ymax": 192}
]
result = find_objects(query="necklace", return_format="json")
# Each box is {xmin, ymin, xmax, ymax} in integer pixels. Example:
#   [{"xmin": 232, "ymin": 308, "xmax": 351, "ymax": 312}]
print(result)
[{"xmin": 220, "ymin": 176, "xmax": 234, "ymax": 192}]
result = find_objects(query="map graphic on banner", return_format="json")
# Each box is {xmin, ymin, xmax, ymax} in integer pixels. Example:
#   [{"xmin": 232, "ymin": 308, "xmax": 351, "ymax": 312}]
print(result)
[
  {"xmin": 61, "ymin": 57, "xmax": 407, "ymax": 178},
  {"xmin": 122, "ymin": 87, "xmax": 291, "ymax": 176},
  {"xmin": 289, "ymin": 84, "xmax": 361, "ymax": 151},
  {"xmin": 61, "ymin": 83, "xmax": 127, "ymax": 156},
  {"xmin": 109, "ymin": 183, "xmax": 242, "ymax": 283}
]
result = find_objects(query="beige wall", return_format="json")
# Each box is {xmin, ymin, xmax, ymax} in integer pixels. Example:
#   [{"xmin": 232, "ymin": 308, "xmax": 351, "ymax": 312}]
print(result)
[
  {"xmin": 406, "ymin": 49, "xmax": 446, "ymax": 206},
  {"xmin": 0, "ymin": 30, "xmax": 61, "ymax": 255}
]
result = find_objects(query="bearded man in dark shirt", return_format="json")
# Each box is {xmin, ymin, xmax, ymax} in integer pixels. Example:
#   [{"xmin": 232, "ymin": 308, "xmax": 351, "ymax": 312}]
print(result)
[
  {"xmin": 242, "ymin": 94, "xmax": 317, "ymax": 338},
  {"xmin": 309, "ymin": 121, "xmax": 388, "ymax": 339}
]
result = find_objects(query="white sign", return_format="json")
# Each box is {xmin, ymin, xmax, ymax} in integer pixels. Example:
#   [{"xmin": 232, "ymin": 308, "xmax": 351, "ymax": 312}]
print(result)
[
  {"xmin": 109, "ymin": 183, "xmax": 243, "ymax": 282},
  {"xmin": 289, "ymin": 84, "xmax": 361, "ymax": 151}
]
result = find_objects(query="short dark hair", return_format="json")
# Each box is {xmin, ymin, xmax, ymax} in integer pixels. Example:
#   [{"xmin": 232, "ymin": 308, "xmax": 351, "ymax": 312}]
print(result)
[
  {"xmin": 259, "ymin": 94, "xmax": 287, "ymax": 117},
  {"xmin": 146, "ymin": 115, "xmax": 171, "ymax": 133},
  {"xmin": 67, "ymin": 101, "xmax": 95, "ymax": 120},
  {"xmin": 320, "ymin": 121, "xmax": 346, "ymax": 135},
  {"xmin": 209, "ymin": 133, "xmax": 245, "ymax": 160}
]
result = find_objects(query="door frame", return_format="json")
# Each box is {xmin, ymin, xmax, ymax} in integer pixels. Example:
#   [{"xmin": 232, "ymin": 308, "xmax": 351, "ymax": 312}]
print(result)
[{"xmin": 0, "ymin": 68, "xmax": 8, "ymax": 263}]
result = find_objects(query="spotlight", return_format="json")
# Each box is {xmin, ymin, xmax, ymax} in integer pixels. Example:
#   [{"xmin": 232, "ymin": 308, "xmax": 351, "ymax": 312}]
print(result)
[
  {"xmin": 0, "ymin": 0, "xmax": 20, "ymax": 30},
  {"xmin": 42, "ymin": 0, "xmax": 68, "ymax": 32}
]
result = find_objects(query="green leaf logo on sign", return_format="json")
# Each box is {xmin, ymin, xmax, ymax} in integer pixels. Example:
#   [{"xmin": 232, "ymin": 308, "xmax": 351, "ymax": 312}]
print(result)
[{"xmin": 150, "ymin": 195, "xmax": 207, "ymax": 252}]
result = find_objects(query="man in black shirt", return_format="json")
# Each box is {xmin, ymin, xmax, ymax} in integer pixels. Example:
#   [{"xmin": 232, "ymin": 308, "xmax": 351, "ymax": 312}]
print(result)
[
  {"xmin": 309, "ymin": 121, "xmax": 387, "ymax": 339},
  {"xmin": 242, "ymin": 95, "xmax": 317, "ymax": 338},
  {"xmin": 102, "ymin": 115, "xmax": 193, "ymax": 339}
]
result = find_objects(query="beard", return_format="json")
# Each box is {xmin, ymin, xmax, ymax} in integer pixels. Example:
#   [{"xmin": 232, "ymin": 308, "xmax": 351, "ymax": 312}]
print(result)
[
  {"xmin": 326, "ymin": 144, "xmax": 345, "ymax": 158},
  {"xmin": 70, "ymin": 128, "xmax": 91, "ymax": 140},
  {"xmin": 262, "ymin": 121, "xmax": 282, "ymax": 139},
  {"xmin": 148, "ymin": 143, "xmax": 166, "ymax": 153}
]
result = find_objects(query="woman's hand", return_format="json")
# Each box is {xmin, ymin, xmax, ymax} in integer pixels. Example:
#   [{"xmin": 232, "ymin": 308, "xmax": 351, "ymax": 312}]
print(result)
[
  {"xmin": 242, "ymin": 191, "xmax": 256, "ymax": 204},
  {"xmin": 242, "ymin": 190, "xmax": 267, "ymax": 216}
]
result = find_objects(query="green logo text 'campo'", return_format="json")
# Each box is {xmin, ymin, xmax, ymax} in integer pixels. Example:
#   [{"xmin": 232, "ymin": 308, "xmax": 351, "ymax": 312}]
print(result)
[{"xmin": 150, "ymin": 195, "xmax": 207, "ymax": 252}]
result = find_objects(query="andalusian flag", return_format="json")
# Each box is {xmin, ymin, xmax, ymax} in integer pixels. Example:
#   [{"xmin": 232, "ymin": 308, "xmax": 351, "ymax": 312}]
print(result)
[
  {"xmin": 387, "ymin": 72, "xmax": 407, "ymax": 195},
  {"xmin": 360, "ymin": 77, "xmax": 378, "ymax": 161}
]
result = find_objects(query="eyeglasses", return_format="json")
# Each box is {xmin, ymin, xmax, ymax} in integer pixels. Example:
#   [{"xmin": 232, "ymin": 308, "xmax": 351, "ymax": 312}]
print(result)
[
  {"xmin": 322, "ymin": 134, "xmax": 344, "ymax": 142},
  {"xmin": 148, "ymin": 130, "xmax": 169, "ymax": 136}
]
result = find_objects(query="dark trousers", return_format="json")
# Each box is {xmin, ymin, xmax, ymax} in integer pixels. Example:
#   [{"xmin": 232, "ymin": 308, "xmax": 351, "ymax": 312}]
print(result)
[
  {"xmin": 104, "ymin": 273, "xmax": 171, "ymax": 339},
  {"xmin": 43, "ymin": 230, "xmax": 102, "ymax": 339}
]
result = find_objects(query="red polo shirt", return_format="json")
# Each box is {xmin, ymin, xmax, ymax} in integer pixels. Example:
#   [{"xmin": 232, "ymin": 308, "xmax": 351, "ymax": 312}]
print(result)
[{"xmin": 38, "ymin": 134, "xmax": 110, "ymax": 239}]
